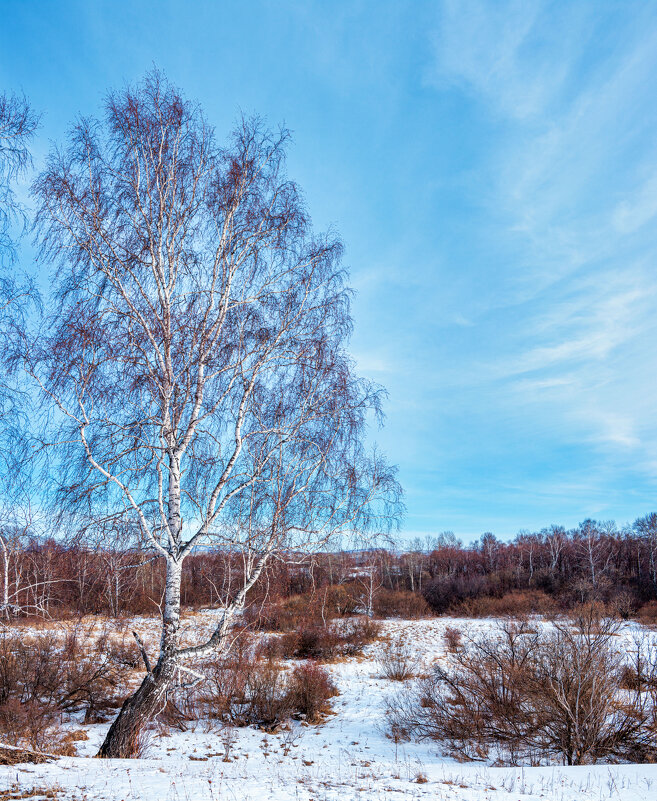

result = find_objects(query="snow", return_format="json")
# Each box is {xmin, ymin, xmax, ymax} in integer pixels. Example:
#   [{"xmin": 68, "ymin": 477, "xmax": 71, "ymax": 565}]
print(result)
[{"xmin": 2, "ymin": 616, "xmax": 657, "ymax": 800}]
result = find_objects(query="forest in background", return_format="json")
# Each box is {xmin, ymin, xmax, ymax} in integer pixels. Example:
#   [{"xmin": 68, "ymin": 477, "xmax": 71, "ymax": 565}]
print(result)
[{"xmin": 3, "ymin": 514, "xmax": 657, "ymax": 623}]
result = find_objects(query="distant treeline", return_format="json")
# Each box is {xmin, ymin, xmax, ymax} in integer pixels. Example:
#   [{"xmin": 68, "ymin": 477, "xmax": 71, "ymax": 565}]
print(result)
[{"xmin": 3, "ymin": 514, "xmax": 657, "ymax": 621}]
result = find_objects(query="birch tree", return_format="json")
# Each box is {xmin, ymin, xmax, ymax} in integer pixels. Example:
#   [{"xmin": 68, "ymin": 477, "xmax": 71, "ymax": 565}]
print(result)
[
  {"xmin": 30, "ymin": 71, "xmax": 401, "ymax": 758},
  {"xmin": 0, "ymin": 92, "xmax": 39, "ymax": 615},
  {"xmin": 0, "ymin": 91, "xmax": 38, "ymax": 452}
]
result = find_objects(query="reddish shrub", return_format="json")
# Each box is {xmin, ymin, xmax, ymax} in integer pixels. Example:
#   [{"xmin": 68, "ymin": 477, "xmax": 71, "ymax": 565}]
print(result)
[
  {"xmin": 0, "ymin": 624, "xmax": 136, "ymax": 740},
  {"xmin": 296, "ymin": 625, "xmax": 340, "ymax": 660},
  {"xmin": 443, "ymin": 625, "xmax": 462, "ymax": 652},
  {"xmin": 258, "ymin": 632, "xmax": 300, "ymax": 661},
  {"xmin": 452, "ymin": 590, "xmax": 556, "ymax": 618},
  {"xmin": 0, "ymin": 698, "xmax": 58, "ymax": 752},
  {"xmin": 291, "ymin": 618, "xmax": 380, "ymax": 661},
  {"xmin": 378, "ymin": 635, "xmax": 420, "ymax": 681},
  {"xmin": 245, "ymin": 661, "xmax": 290, "ymax": 727},
  {"xmin": 245, "ymin": 595, "xmax": 323, "ymax": 632},
  {"xmin": 636, "ymin": 600, "xmax": 657, "ymax": 625},
  {"xmin": 374, "ymin": 590, "xmax": 430, "ymax": 619},
  {"xmin": 322, "ymin": 583, "xmax": 361, "ymax": 616},
  {"xmin": 286, "ymin": 662, "xmax": 337, "ymax": 722},
  {"xmin": 339, "ymin": 616, "xmax": 381, "ymax": 654}
]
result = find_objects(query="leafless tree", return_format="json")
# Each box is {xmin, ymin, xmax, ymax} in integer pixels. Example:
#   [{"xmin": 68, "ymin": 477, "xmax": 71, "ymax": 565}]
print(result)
[
  {"xmin": 0, "ymin": 504, "xmax": 36, "ymax": 617},
  {"xmin": 0, "ymin": 91, "xmax": 39, "ymax": 264},
  {"xmin": 543, "ymin": 524, "xmax": 566, "ymax": 576},
  {"xmin": 576, "ymin": 519, "xmax": 613, "ymax": 594},
  {"xmin": 29, "ymin": 71, "xmax": 401, "ymax": 757},
  {"xmin": 634, "ymin": 513, "xmax": 657, "ymax": 590},
  {"xmin": 515, "ymin": 530, "xmax": 540, "ymax": 585},
  {"xmin": 0, "ymin": 90, "xmax": 38, "ymax": 427},
  {"xmin": 356, "ymin": 553, "xmax": 383, "ymax": 617},
  {"xmin": 0, "ymin": 92, "xmax": 39, "ymax": 610}
]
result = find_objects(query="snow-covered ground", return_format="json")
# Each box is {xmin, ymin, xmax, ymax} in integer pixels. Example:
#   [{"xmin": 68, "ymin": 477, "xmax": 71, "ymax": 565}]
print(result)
[{"xmin": 2, "ymin": 616, "xmax": 657, "ymax": 800}]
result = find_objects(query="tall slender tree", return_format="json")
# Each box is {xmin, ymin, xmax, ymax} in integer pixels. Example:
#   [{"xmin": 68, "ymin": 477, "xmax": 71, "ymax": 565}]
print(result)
[
  {"xmin": 0, "ymin": 91, "xmax": 39, "ymax": 616},
  {"xmin": 0, "ymin": 90, "xmax": 38, "ymax": 439},
  {"xmin": 0, "ymin": 91, "xmax": 38, "ymax": 263},
  {"xmin": 30, "ymin": 72, "xmax": 401, "ymax": 757}
]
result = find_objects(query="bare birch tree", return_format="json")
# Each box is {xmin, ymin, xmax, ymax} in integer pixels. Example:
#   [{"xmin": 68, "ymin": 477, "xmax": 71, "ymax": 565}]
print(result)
[
  {"xmin": 0, "ymin": 91, "xmax": 38, "ymax": 263},
  {"xmin": 0, "ymin": 92, "xmax": 39, "ymax": 612},
  {"xmin": 0, "ymin": 90, "xmax": 38, "ymax": 444},
  {"xmin": 29, "ymin": 71, "xmax": 401, "ymax": 757}
]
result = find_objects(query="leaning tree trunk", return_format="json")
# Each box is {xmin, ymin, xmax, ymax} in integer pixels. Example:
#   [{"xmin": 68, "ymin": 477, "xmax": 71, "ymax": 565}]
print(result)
[
  {"xmin": 98, "ymin": 559, "xmax": 182, "ymax": 758},
  {"xmin": 97, "ymin": 656, "xmax": 177, "ymax": 757}
]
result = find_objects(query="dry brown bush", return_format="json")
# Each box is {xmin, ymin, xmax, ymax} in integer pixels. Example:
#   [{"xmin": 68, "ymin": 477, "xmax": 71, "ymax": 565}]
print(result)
[
  {"xmin": 259, "ymin": 617, "xmax": 380, "ymax": 662},
  {"xmin": 378, "ymin": 634, "xmax": 421, "ymax": 681},
  {"xmin": 195, "ymin": 629, "xmax": 293, "ymax": 729},
  {"xmin": 452, "ymin": 590, "xmax": 556, "ymax": 618},
  {"xmin": 0, "ymin": 698, "xmax": 58, "ymax": 752},
  {"xmin": 286, "ymin": 662, "xmax": 337, "ymax": 722},
  {"xmin": 198, "ymin": 650, "xmax": 338, "ymax": 728},
  {"xmin": 58, "ymin": 625, "xmax": 137, "ymax": 721},
  {"xmin": 245, "ymin": 596, "xmax": 323, "ymax": 632},
  {"xmin": 387, "ymin": 610, "xmax": 657, "ymax": 766},
  {"xmin": 200, "ymin": 658, "xmax": 289, "ymax": 729},
  {"xmin": 373, "ymin": 589, "xmax": 430, "ymax": 619},
  {"xmin": 198, "ymin": 633, "xmax": 259, "ymax": 723},
  {"xmin": 0, "ymin": 623, "xmax": 136, "ymax": 748},
  {"xmin": 298, "ymin": 617, "xmax": 380, "ymax": 660},
  {"xmin": 256, "ymin": 631, "xmax": 299, "ymax": 661},
  {"xmin": 247, "ymin": 661, "xmax": 293, "ymax": 727},
  {"xmin": 321, "ymin": 583, "xmax": 361, "ymax": 617},
  {"xmin": 295, "ymin": 625, "xmax": 341, "ymax": 660},
  {"xmin": 635, "ymin": 600, "xmax": 657, "ymax": 625},
  {"xmin": 443, "ymin": 626, "xmax": 462, "ymax": 652}
]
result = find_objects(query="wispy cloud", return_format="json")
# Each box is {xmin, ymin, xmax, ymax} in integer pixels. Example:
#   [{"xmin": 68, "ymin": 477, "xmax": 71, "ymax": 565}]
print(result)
[
  {"xmin": 613, "ymin": 169, "xmax": 657, "ymax": 234},
  {"xmin": 428, "ymin": 0, "xmax": 657, "ymax": 479}
]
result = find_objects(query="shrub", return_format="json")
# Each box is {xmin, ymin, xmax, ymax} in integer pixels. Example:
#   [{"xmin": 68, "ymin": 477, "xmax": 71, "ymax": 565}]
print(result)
[
  {"xmin": 452, "ymin": 591, "xmax": 556, "ymax": 618},
  {"xmin": 59, "ymin": 626, "xmax": 135, "ymax": 721},
  {"xmin": 378, "ymin": 635, "xmax": 421, "ymax": 681},
  {"xmin": 200, "ymin": 657, "xmax": 338, "ymax": 729},
  {"xmin": 373, "ymin": 590, "xmax": 430, "ymax": 619},
  {"xmin": 258, "ymin": 632, "xmax": 300, "ymax": 661},
  {"xmin": 295, "ymin": 625, "xmax": 340, "ymax": 660},
  {"xmin": 245, "ymin": 595, "xmax": 323, "ymax": 632},
  {"xmin": 286, "ymin": 662, "xmax": 337, "ymax": 722},
  {"xmin": 0, "ymin": 696, "xmax": 84, "ymax": 756},
  {"xmin": 277, "ymin": 617, "xmax": 380, "ymax": 661},
  {"xmin": 442, "ymin": 626, "xmax": 462, "ymax": 652},
  {"xmin": 620, "ymin": 633, "xmax": 657, "ymax": 692},
  {"xmin": 0, "ymin": 698, "xmax": 58, "ymax": 752},
  {"xmin": 199, "ymin": 650, "xmax": 292, "ymax": 729},
  {"xmin": 199, "ymin": 634, "xmax": 259, "ymax": 723},
  {"xmin": 387, "ymin": 614, "xmax": 657, "ymax": 766},
  {"xmin": 245, "ymin": 661, "xmax": 291, "ymax": 727},
  {"xmin": 322, "ymin": 584, "xmax": 361, "ymax": 617},
  {"xmin": 635, "ymin": 600, "xmax": 657, "ymax": 625},
  {"xmin": 610, "ymin": 590, "xmax": 637, "ymax": 621},
  {"xmin": 338, "ymin": 616, "xmax": 381, "ymax": 655},
  {"xmin": 157, "ymin": 696, "xmax": 197, "ymax": 732},
  {"xmin": 422, "ymin": 575, "xmax": 486, "ymax": 614},
  {"xmin": 0, "ymin": 623, "xmax": 136, "ymax": 747}
]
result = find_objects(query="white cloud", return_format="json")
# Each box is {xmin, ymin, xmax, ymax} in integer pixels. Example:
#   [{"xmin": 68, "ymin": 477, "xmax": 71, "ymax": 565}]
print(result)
[
  {"xmin": 432, "ymin": 0, "xmax": 572, "ymax": 120},
  {"xmin": 430, "ymin": 1, "xmax": 657, "ymax": 472},
  {"xmin": 613, "ymin": 169, "xmax": 657, "ymax": 234}
]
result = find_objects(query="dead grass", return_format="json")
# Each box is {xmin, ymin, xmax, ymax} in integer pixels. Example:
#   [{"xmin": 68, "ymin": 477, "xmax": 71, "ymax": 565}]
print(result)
[
  {"xmin": 0, "ymin": 785, "xmax": 61, "ymax": 800},
  {"xmin": 0, "ymin": 745, "xmax": 53, "ymax": 765}
]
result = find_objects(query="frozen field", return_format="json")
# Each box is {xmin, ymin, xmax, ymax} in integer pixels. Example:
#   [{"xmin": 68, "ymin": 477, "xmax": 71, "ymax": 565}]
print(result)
[{"xmin": 2, "ymin": 616, "xmax": 657, "ymax": 800}]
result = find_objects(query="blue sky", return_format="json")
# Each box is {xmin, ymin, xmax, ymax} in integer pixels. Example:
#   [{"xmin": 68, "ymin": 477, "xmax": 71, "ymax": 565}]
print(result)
[{"xmin": 2, "ymin": 1, "xmax": 657, "ymax": 541}]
